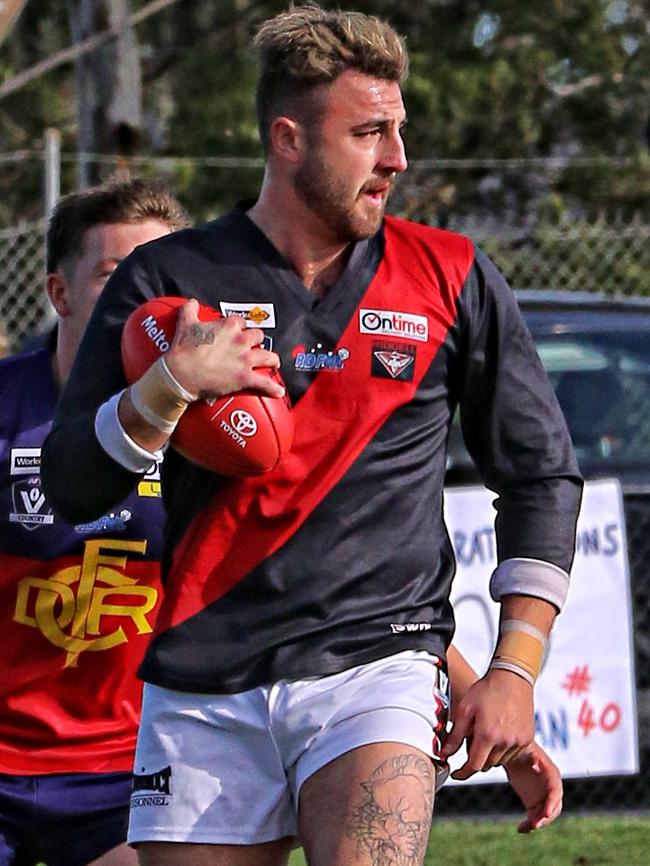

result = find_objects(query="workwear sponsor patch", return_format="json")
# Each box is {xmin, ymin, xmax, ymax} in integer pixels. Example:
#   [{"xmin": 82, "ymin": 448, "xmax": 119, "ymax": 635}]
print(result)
[{"xmin": 219, "ymin": 302, "xmax": 276, "ymax": 328}]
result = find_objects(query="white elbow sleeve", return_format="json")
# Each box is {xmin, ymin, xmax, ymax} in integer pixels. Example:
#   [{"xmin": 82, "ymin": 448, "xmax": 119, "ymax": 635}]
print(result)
[{"xmin": 95, "ymin": 391, "xmax": 164, "ymax": 473}]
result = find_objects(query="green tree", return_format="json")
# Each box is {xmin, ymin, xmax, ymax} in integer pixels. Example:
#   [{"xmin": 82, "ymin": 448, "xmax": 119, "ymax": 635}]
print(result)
[{"xmin": 0, "ymin": 0, "xmax": 648, "ymax": 225}]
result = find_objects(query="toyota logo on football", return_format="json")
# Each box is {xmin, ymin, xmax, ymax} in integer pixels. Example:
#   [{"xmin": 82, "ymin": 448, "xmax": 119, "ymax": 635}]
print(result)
[{"xmin": 230, "ymin": 410, "xmax": 257, "ymax": 437}]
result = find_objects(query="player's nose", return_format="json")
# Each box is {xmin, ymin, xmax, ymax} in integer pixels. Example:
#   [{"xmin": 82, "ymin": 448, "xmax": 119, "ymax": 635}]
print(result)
[{"xmin": 379, "ymin": 128, "xmax": 408, "ymax": 175}]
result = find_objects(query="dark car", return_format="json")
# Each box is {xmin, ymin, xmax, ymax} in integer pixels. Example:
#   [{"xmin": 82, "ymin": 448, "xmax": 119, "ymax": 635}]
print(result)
[
  {"xmin": 445, "ymin": 289, "xmax": 650, "ymax": 748},
  {"xmin": 447, "ymin": 290, "xmax": 650, "ymax": 486}
]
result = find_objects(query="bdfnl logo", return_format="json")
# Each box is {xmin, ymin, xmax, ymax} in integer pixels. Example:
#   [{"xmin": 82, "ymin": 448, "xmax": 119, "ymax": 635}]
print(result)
[
  {"xmin": 74, "ymin": 509, "xmax": 132, "ymax": 534},
  {"xmin": 292, "ymin": 343, "xmax": 350, "ymax": 371},
  {"xmin": 359, "ymin": 309, "xmax": 429, "ymax": 343}
]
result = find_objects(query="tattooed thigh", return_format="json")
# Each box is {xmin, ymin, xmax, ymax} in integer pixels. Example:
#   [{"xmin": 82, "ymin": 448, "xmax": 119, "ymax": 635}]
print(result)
[{"xmin": 346, "ymin": 753, "xmax": 435, "ymax": 866}]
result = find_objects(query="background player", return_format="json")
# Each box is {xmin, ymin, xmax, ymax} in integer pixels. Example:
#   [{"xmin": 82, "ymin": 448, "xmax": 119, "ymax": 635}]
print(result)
[
  {"xmin": 0, "ymin": 178, "xmax": 188, "ymax": 866},
  {"xmin": 43, "ymin": 6, "xmax": 582, "ymax": 865}
]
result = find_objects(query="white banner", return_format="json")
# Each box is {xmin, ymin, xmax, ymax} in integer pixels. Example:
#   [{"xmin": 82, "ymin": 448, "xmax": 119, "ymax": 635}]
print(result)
[{"xmin": 444, "ymin": 478, "xmax": 639, "ymax": 784}]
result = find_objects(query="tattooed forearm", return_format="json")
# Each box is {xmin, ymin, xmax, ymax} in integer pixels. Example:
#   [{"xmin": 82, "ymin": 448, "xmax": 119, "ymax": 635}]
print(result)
[
  {"xmin": 347, "ymin": 753, "xmax": 434, "ymax": 865},
  {"xmin": 182, "ymin": 323, "xmax": 217, "ymax": 345}
]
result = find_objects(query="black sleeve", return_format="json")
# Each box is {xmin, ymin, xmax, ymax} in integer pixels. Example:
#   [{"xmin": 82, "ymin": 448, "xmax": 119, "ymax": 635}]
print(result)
[
  {"xmin": 41, "ymin": 249, "xmax": 164, "ymax": 523},
  {"xmin": 457, "ymin": 248, "xmax": 583, "ymax": 574}
]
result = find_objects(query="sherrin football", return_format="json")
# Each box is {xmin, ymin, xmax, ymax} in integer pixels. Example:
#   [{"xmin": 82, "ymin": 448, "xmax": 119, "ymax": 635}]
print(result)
[{"xmin": 120, "ymin": 296, "xmax": 294, "ymax": 476}]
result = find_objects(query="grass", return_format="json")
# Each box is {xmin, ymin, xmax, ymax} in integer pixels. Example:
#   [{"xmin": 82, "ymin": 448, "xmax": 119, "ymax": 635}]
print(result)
[
  {"xmin": 33, "ymin": 814, "xmax": 649, "ymax": 865},
  {"xmin": 288, "ymin": 814, "xmax": 650, "ymax": 866}
]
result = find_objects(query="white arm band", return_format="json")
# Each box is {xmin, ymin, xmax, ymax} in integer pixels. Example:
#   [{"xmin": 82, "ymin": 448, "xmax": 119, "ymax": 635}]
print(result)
[
  {"xmin": 489, "ymin": 557, "xmax": 570, "ymax": 611},
  {"xmin": 95, "ymin": 391, "xmax": 164, "ymax": 473}
]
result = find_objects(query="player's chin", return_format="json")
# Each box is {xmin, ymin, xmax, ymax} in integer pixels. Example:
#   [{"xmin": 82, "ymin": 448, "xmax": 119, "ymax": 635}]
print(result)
[{"xmin": 350, "ymin": 204, "xmax": 385, "ymax": 238}]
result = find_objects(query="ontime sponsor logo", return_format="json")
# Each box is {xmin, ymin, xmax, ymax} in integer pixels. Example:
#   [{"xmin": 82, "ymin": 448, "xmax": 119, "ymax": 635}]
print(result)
[{"xmin": 359, "ymin": 309, "xmax": 429, "ymax": 343}]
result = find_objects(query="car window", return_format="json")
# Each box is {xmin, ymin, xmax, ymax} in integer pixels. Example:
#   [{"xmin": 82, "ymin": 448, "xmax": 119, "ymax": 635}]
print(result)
[
  {"xmin": 446, "ymin": 327, "xmax": 650, "ymax": 479},
  {"xmin": 538, "ymin": 331, "xmax": 650, "ymax": 471}
]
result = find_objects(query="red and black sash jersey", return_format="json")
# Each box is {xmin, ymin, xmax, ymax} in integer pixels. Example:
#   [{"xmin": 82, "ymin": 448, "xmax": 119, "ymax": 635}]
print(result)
[
  {"xmin": 43, "ymin": 208, "xmax": 582, "ymax": 694},
  {"xmin": 0, "ymin": 347, "xmax": 164, "ymax": 773}
]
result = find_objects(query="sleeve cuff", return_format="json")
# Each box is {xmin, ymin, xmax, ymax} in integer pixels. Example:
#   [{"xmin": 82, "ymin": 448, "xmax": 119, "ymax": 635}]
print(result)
[
  {"xmin": 95, "ymin": 391, "xmax": 164, "ymax": 474},
  {"xmin": 489, "ymin": 557, "xmax": 570, "ymax": 611}
]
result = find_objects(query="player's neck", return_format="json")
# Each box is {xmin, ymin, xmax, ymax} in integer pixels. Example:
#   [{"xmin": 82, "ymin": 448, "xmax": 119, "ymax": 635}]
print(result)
[
  {"xmin": 52, "ymin": 325, "xmax": 77, "ymax": 389},
  {"xmin": 247, "ymin": 188, "xmax": 351, "ymax": 298}
]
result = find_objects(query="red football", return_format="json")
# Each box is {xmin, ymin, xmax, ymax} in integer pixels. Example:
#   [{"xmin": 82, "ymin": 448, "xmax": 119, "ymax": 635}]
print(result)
[{"xmin": 120, "ymin": 296, "xmax": 294, "ymax": 476}]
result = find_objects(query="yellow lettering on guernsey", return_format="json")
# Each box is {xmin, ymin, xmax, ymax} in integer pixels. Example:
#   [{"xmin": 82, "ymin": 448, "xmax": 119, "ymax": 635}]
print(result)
[{"xmin": 13, "ymin": 539, "xmax": 158, "ymax": 668}]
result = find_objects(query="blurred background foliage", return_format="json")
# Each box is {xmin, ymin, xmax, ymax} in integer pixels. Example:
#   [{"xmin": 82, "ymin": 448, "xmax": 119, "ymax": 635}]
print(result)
[{"xmin": 0, "ymin": 0, "xmax": 648, "ymax": 227}]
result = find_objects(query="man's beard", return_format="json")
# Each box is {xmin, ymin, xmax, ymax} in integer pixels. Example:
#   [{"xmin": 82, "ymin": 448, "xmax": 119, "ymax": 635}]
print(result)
[{"xmin": 294, "ymin": 147, "xmax": 391, "ymax": 243}]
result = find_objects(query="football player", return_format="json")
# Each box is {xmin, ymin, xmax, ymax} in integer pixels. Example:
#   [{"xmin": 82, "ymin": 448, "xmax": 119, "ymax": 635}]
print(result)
[{"xmin": 0, "ymin": 179, "xmax": 188, "ymax": 866}]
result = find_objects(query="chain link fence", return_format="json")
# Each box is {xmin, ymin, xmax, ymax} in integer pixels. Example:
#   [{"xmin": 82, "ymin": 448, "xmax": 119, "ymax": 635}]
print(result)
[
  {"xmin": 454, "ymin": 217, "xmax": 650, "ymax": 300},
  {"xmin": 0, "ymin": 219, "xmax": 48, "ymax": 354},
  {"xmin": 3, "ymin": 210, "xmax": 650, "ymax": 354},
  {"xmin": 1, "ymin": 156, "xmax": 650, "ymax": 816},
  {"xmin": 1, "ymin": 150, "xmax": 649, "ymax": 350}
]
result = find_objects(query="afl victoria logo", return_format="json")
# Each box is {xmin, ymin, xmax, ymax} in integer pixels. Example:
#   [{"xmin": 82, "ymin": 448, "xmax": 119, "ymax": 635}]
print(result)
[{"xmin": 230, "ymin": 410, "xmax": 257, "ymax": 437}]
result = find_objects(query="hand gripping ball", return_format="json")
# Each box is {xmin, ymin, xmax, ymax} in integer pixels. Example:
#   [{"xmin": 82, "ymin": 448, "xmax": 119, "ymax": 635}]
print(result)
[{"xmin": 120, "ymin": 296, "xmax": 294, "ymax": 476}]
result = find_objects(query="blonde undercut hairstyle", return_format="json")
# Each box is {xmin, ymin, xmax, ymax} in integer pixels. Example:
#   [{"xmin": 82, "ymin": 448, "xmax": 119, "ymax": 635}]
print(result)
[{"xmin": 253, "ymin": 2, "xmax": 409, "ymax": 155}]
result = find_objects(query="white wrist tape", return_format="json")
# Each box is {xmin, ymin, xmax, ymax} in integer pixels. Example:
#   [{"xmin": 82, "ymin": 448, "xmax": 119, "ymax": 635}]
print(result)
[
  {"xmin": 95, "ymin": 391, "xmax": 164, "ymax": 473},
  {"xmin": 489, "ymin": 660, "xmax": 536, "ymax": 688},
  {"xmin": 159, "ymin": 355, "xmax": 196, "ymax": 403},
  {"xmin": 489, "ymin": 618, "xmax": 548, "ymax": 688},
  {"xmin": 129, "ymin": 356, "xmax": 194, "ymax": 434},
  {"xmin": 501, "ymin": 619, "xmax": 547, "ymax": 645},
  {"xmin": 490, "ymin": 558, "xmax": 570, "ymax": 611}
]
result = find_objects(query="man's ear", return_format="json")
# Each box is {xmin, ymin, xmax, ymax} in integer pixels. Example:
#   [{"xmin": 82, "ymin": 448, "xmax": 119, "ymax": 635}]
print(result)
[
  {"xmin": 268, "ymin": 116, "xmax": 305, "ymax": 164},
  {"xmin": 46, "ymin": 272, "xmax": 70, "ymax": 317}
]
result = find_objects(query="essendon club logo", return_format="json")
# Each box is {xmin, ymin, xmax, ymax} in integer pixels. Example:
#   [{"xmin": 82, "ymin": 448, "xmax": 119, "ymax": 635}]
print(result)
[
  {"xmin": 131, "ymin": 765, "xmax": 172, "ymax": 807},
  {"xmin": 371, "ymin": 341, "xmax": 416, "ymax": 381}
]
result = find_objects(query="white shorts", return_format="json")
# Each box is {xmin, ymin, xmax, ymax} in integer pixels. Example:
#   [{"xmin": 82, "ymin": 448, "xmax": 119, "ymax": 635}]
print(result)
[{"xmin": 128, "ymin": 649, "xmax": 450, "ymax": 846}]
